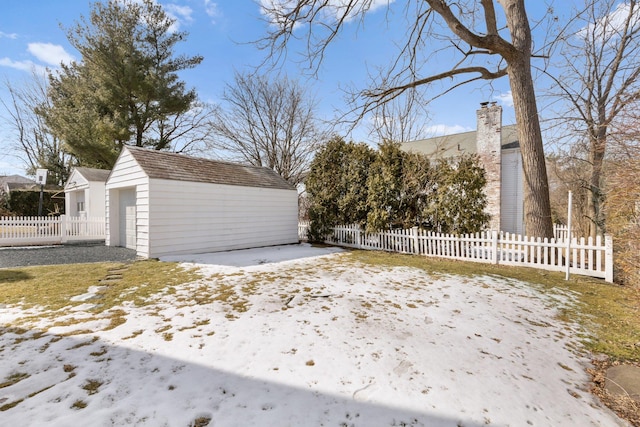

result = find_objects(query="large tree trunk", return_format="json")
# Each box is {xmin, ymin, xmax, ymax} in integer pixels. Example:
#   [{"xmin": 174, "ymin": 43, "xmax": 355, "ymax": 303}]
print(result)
[
  {"xmin": 508, "ymin": 62, "xmax": 554, "ymax": 238},
  {"xmin": 502, "ymin": 0, "xmax": 554, "ymax": 238},
  {"xmin": 587, "ymin": 128, "xmax": 607, "ymax": 238}
]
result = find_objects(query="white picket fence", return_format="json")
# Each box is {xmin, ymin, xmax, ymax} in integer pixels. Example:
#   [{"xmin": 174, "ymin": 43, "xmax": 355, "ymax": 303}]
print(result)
[
  {"xmin": 0, "ymin": 215, "xmax": 106, "ymax": 246},
  {"xmin": 298, "ymin": 222, "xmax": 613, "ymax": 282},
  {"xmin": 553, "ymin": 223, "xmax": 575, "ymax": 240}
]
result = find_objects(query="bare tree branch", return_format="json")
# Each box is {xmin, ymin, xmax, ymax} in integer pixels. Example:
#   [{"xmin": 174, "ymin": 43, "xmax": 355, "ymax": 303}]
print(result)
[
  {"xmin": 543, "ymin": 0, "xmax": 640, "ymax": 238},
  {"xmin": 207, "ymin": 71, "xmax": 328, "ymax": 185}
]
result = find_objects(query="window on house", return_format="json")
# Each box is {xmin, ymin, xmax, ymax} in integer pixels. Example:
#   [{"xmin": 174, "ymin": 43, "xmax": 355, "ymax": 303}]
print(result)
[{"xmin": 77, "ymin": 201, "xmax": 85, "ymax": 212}]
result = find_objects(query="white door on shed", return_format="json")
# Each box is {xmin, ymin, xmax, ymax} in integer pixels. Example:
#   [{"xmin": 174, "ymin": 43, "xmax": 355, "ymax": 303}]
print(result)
[{"xmin": 118, "ymin": 188, "xmax": 136, "ymax": 249}]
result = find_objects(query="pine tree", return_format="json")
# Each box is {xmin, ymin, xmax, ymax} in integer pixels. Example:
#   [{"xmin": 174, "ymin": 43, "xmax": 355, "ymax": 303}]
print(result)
[
  {"xmin": 428, "ymin": 155, "xmax": 490, "ymax": 234},
  {"xmin": 366, "ymin": 141, "xmax": 405, "ymax": 231},
  {"xmin": 40, "ymin": 0, "xmax": 203, "ymax": 167},
  {"xmin": 306, "ymin": 137, "xmax": 375, "ymax": 240}
]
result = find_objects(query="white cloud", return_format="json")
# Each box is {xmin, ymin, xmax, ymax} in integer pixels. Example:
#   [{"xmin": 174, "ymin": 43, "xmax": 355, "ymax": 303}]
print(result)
[
  {"xmin": 494, "ymin": 90, "xmax": 513, "ymax": 108},
  {"xmin": 27, "ymin": 43, "xmax": 74, "ymax": 66},
  {"xmin": 576, "ymin": 2, "xmax": 640, "ymax": 42},
  {"xmin": 425, "ymin": 124, "xmax": 472, "ymax": 137},
  {"xmin": 0, "ymin": 31, "xmax": 18, "ymax": 39},
  {"xmin": 260, "ymin": 0, "xmax": 395, "ymax": 28},
  {"xmin": 204, "ymin": 0, "xmax": 220, "ymax": 23},
  {"xmin": 165, "ymin": 3, "xmax": 194, "ymax": 30},
  {"xmin": 0, "ymin": 57, "xmax": 47, "ymax": 74},
  {"xmin": 118, "ymin": 0, "xmax": 192, "ymax": 33}
]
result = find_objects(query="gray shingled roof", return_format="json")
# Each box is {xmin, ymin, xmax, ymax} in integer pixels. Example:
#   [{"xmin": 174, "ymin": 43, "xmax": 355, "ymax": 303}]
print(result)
[
  {"xmin": 126, "ymin": 146, "xmax": 294, "ymax": 191},
  {"xmin": 401, "ymin": 124, "xmax": 519, "ymax": 158},
  {"xmin": 0, "ymin": 175, "xmax": 35, "ymax": 187},
  {"xmin": 74, "ymin": 167, "xmax": 111, "ymax": 182}
]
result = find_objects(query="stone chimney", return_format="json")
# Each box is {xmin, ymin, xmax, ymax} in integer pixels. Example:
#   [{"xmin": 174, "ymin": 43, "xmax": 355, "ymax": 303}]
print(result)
[{"xmin": 476, "ymin": 102, "xmax": 502, "ymax": 231}]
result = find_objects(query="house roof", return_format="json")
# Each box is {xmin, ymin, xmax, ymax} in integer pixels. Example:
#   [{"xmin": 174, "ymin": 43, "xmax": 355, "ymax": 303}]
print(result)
[
  {"xmin": 125, "ymin": 146, "xmax": 295, "ymax": 191},
  {"xmin": 5, "ymin": 182, "xmax": 35, "ymax": 191},
  {"xmin": 0, "ymin": 174, "xmax": 35, "ymax": 187},
  {"xmin": 401, "ymin": 124, "xmax": 519, "ymax": 158},
  {"xmin": 74, "ymin": 167, "xmax": 111, "ymax": 182}
]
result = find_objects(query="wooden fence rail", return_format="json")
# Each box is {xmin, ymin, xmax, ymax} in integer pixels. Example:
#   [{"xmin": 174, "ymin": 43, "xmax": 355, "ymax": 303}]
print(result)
[{"xmin": 298, "ymin": 222, "xmax": 613, "ymax": 282}]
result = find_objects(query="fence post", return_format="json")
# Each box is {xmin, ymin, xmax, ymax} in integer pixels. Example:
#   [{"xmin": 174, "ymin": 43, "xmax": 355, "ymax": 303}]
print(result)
[
  {"xmin": 604, "ymin": 235, "xmax": 613, "ymax": 283},
  {"xmin": 60, "ymin": 215, "xmax": 67, "ymax": 243},
  {"xmin": 491, "ymin": 230, "xmax": 498, "ymax": 265},
  {"xmin": 355, "ymin": 225, "xmax": 362, "ymax": 249},
  {"xmin": 412, "ymin": 226, "xmax": 419, "ymax": 255}
]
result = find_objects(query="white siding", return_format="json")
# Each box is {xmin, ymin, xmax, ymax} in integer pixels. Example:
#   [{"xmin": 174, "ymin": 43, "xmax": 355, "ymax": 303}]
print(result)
[
  {"xmin": 105, "ymin": 149, "xmax": 147, "ymax": 188},
  {"xmin": 500, "ymin": 148, "xmax": 524, "ymax": 235},
  {"xmin": 87, "ymin": 182, "xmax": 106, "ymax": 218},
  {"xmin": 105, "ymin": 149, "xmax": 150, "ymax": 256},
  {"xmin": 64, "ymin": 169, "xmax": 89, "ymax": 216},
  {"xmin": 146, "ymin": 178, "xmax": 298, "ymax": 258}
]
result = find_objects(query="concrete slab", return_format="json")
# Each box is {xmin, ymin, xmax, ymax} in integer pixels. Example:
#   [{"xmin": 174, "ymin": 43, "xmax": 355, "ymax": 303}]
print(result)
[{"xmin": 605, "ymin": 365, "xmax": 640, "ymax": 402}]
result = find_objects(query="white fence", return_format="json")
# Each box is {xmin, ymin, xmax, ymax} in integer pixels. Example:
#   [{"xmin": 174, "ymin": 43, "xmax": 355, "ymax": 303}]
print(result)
[
  {"xmin": 298, "ymin": 222, "xmax": 613, "ymax": 282},
  {"xmin": 553, "ymin": 223, "xmax": 575, "ymax": 240},
  {"xmin": 0, "ymin": 215, "xmax": 106, "ymax": 246}
]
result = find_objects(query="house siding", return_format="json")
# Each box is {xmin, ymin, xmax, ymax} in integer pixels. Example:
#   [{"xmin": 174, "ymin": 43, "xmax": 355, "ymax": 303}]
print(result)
[
  {"xmin": 500, "ymin": 148, "xmax": 524, "ymax": 235},
  {"xmin": 146, "ymin": 178, "xmax": 298, "ymax": 258},
  {"xmin": 105, "ymin": 149, "xmax": 150, "ymax": 256},
  {"xmin": 64, "ymin": 169, "xmax": 89, "ymax": 216},
  {"xmin": 65, "ymin": 168, "xmax": 110, "ymax": 218},
  {"xmin": 87, "ymin": 182, "xmax": 106, "ymax": 218}
]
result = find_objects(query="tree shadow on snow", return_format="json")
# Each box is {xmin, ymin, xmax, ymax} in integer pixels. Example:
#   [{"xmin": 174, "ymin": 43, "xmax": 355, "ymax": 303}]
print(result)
[{"xmin": 0, "ymin": 327, "xmax": 486, "ymax": 427}]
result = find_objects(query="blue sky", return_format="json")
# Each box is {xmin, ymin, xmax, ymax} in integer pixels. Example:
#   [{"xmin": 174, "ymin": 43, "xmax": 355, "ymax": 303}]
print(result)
[{"xmin": 0, "ymin": 0, "xmax": 572, "ymax": 176}]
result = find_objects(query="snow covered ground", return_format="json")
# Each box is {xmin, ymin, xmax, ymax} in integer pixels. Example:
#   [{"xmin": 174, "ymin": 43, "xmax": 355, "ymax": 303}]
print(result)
[{"xmin": 0, "ymin": 244, "xmax": 626, "ymax": 426}]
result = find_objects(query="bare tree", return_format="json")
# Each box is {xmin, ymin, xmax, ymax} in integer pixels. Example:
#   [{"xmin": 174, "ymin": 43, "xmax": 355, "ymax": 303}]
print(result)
[
  {"xmin": 259, "ymin": 0, "xmax": 554, "ymax": 237},
  {"xmin": 208, "ymin": 72, "xmax": 326, "ymax": 185},
  {"xmin": 603, "ymin": 134, "xmax": 640, "ymax": 286},
  {"xmin": 544, "ymin": 0, "xmax": 640, "ymax": 238},
  {"xmin": 368, "ymin": 90, "xmax": 431, "ymax": 143},
  {"xmin": 151, "ymin": 101, "xmax": 217, "ymax": 156},
  {"xmin": 1, "ymin": 71, "xmax": 73, "ymax": 184}
]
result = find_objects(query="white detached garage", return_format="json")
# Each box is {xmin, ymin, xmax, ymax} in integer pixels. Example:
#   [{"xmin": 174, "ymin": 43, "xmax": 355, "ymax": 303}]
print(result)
[{"xmin": 105, "ymin": 146, "xmax": 299, "ymax": 258}]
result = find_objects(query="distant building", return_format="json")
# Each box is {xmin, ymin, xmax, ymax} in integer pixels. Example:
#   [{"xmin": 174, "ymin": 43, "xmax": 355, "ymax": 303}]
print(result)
[
  {"xmin": 0, "ymin": 174, "xmax": 36, "ymax": 196},
  {"xmin": 106, "ymin": 146, "xmax": 299, "ymax": 258},
  {"xmin": 65, "ymin": 167, "xmax": 110, "ymax": 218},
  {"xmin": 401, "ymin": 103, "xmax": 524, "ymax": 234}
]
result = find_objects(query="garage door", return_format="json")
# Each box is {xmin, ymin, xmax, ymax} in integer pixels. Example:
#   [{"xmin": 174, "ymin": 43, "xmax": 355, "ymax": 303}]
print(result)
[{"xmin": 118, "ymin": 188, "xmax": 136, "ymax": 249}]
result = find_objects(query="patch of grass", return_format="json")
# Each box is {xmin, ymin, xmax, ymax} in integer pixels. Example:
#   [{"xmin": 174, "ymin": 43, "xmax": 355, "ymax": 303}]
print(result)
[
  {"xmin": 0, "ymin": 260, "xmax": 200, "ymax": 316},
  {"xmin": 67, "ymin": 336, "xmax": 99, "ymax": 349},
  {"xmin": 90, "ymin": 348, "xmax": 107, "ymax": 357},
  {"xmin": 122, "ymin": 330, "xmax": 144, "ymax": 340},
  {"xmin": 71, "ymin": 400, "xmax": 87, "ymax": 410},
  {"xmin": 192, "ymin": 416, "xmax": 211, "ymax": 427},
  {"xmin": 0, "ymin": 372, "xmax": 30, "ymax": 388},
  {"xmin": 0, "ymin": 398, "xmax": 23, "ymax": 411},
  {"xmin": 82, "ymin": 379, "xmax": 102, "ymax": 395},
  {"xmin": 103, "ymin": 310, "xmax": 127, "ymax": 331},
  {"xmin": 0, "ymin": 270, "xmax": 32, "ymax": 283},
  {"xmin": 348, "ymin": 250, "xmax": 640, "ymax": 361}
]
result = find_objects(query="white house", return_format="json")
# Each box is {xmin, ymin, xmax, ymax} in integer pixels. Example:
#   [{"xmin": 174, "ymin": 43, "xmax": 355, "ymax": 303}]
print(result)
[
  {"xmin": 401, "ymin": 103, "xmax": 524, "ymax": 235},
  {"xmin": 64, "ymin": 167, "xmax": 110, "ymax": 218},
  {"xmin": 105, "ymin": 146, "xmax": 299, "ymax": 258}
]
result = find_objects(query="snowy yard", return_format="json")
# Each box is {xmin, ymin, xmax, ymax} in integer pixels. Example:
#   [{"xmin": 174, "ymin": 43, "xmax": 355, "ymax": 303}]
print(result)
[{"xmin": 0, "ymin": 244, "xmax": 625, "ymax": 426}]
